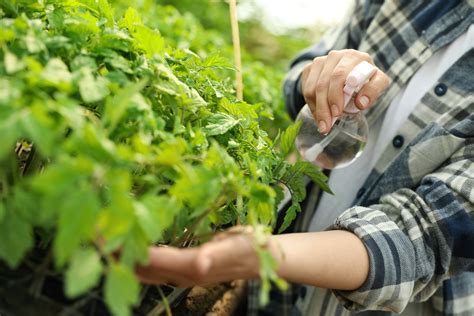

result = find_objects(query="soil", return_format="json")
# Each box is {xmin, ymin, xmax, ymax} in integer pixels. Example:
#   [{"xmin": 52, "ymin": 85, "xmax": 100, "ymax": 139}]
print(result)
[{"xmin": 173, "ymin": 280, "xmax": 247, "ymax": 316}]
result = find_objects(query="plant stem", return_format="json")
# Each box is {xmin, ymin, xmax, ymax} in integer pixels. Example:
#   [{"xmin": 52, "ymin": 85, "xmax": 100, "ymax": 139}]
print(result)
[
  {"xmin": 172, "ymin": 196, "xmax": 227, "ymax": 247},
  {"xmin": 229, "ymin": 0, "xmax": 243, "ymax": 100},
  {"xmin": 157, "ymin": 286, "xmax": 172, "ymax": 316}
]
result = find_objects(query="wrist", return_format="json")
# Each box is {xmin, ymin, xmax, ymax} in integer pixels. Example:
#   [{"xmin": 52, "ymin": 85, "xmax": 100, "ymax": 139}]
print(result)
[{"xmin": 266, "ymin": 235, "xmax": 285, "ymax": 273}]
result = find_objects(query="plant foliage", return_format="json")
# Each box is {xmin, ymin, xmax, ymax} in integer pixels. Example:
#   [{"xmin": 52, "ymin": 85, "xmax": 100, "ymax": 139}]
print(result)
[{"xmin": 0, "ymin": 1, "xmax": 329, "ymax": 315}]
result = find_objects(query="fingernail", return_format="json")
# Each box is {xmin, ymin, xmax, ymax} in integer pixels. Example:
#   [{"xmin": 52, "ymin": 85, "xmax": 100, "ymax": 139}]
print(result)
[
  {"xmin": 359, "ymin": 95, "xmax": 370, "ymax": 108},
  {"xmin": 331, "ymin": 104, "xmax": 340, "ymax": 116},
  {"xmin": 318, "ymin": 120, "xmax": 327, "ymax": 133}
]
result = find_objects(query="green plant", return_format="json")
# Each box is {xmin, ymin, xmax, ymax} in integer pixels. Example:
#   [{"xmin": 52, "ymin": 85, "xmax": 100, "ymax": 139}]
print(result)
[{"xmin": 0, "ymin": 1, "xmax": 330, "ymax": 315}]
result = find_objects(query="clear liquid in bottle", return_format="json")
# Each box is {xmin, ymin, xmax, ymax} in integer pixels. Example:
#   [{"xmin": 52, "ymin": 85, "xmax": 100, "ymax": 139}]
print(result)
[
  {"xmin": 295, "ymin": 61, "xmax": 376, "ymax": 169},
  {"xmin": 295, "ymin": 104, "xmax": 368, "ymax": 169}
]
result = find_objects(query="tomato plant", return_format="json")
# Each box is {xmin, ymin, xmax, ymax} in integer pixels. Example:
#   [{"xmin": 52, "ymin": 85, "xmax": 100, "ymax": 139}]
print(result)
[{"xmin": 0, "ymin": 1, "xmax": 329, "ymax": 315}]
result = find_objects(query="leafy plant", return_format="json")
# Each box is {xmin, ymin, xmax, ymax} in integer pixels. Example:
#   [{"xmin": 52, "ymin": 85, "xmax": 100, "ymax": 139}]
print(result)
[{"xmin": 0, "ymin": 1, "xmax": 329, "ymax": 315}]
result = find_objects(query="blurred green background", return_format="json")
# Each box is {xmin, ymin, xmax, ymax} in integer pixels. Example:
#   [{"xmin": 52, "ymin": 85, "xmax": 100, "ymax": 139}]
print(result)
[{"xmin": 112, "ymin": 0, "xmax": 329, "ymax": 136}]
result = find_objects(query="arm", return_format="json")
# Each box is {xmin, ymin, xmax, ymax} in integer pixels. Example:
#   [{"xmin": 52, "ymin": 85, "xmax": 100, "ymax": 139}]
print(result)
[
  {"xmin": 271, "ymin": 231, "xmax": 369, "ymax": 290},
  {"xmin": 135, "ymin": 229, "xmax": 370, "ymax": 291}
]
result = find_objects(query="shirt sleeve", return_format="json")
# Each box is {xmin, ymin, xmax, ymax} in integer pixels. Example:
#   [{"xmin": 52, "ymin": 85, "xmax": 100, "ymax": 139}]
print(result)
[
  {"xmin": 330, "ymin": 118, "xmax": 474, "ymax": 312},
  {"xmin": 283, "ymin": 0, "xmax": 371, "ymax": 120}
]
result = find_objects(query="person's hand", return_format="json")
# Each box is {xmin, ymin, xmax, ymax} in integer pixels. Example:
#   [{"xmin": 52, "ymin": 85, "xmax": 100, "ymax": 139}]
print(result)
[
  {"xmin": 300, "ymin": 49, "xmax": 390, "ymax": 134},
  {"xmin": 135, "ymin": 229, "xmax": 272, "ymax": 287}
]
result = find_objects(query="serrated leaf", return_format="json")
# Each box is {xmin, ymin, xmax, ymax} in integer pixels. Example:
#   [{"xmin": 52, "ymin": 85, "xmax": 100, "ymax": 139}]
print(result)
[
  {"xmin": 118, "ymin": 7, "xmax": 142, "ymax": 30},
  {"xmin": 170, "ymin": 166, "xmax": 221, "ymax": 211},
  {"xmin": 279, "ymin": 121, "xmax": 301, "ymax": 156},
  {"xmin": 54, "ymin": 185, "xmax": 99, "ymax": 267},
  {"xmin": 202, "ymin": 53, "xmax": 232, "ymax": 69},
  {"xmin": 278, "ymin": 203, "xmax": 301, "ymax": 233},
  {"xmin": 132, "ymin": 25, "xmax": 164, "ymax": 57},
  {"xmin": 71, "ymin": 55, "xmax": 97, "ymax": 71},
  {"xmin": 40, "ymin": 58, "xmax": 72, "ymax": 86},
  {"xmin": 79, "ymin": 68, "xmax": 110, "ymax": 103},
  {"xmin": 286, "ymin": 171, "xmax": 306, "ymax": 203},
  {"xmin": 0, "ymin": 112, "xmax": 21, "ymax": 160},
  {"xmin": 98, "ymin": 170, "xmax": 135, "ymax": 242},
  {"xmin": 103, "ymin": 80, "xmax": 147, "ymax": 133},
  {"xmin": 25, "ymin": 30, "xmax": 46, "ymax": 53},
  {"xmin": 218, "ymin": 98, "xmax": 258, "ymax": 120},
  {"xmin": 21, "ymin": 104, "xmax": 56, "ymax": 156},
  {"xmin": 120, "ymin": 224, "xmax": 149, "ymax": 267},
  {"xmin": 203, "ymin": 112, "xmax": 240, "ymax": 136},
  {"xmin": 4, "ymin": 50, "xmax": 25, "ymax": 74},
  {"xmin": 65, "ymin": 248, "xmax": 103, "ymax": 298},
  {"xmin": 105, "ymin": 263, "xmax": 139, "ymax": 316},
  {"xmin": 98, "ymin": 0, "xmax": 114, "ymax": 27},
  {"xmin": 0, "ymin": 210, "xmax": 33, "ymax": 268},
  {"xmin": 135, "ymin": 195, "xmax": 180, "ymax": 242},
  {"xmin": 297, "ymin": 161, "xmax": 332, "ymax": 194}
]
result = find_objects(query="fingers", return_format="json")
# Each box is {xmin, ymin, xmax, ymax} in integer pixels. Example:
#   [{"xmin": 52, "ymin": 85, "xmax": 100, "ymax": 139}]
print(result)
[
  {"xmin": 314, "ymin": 52, "xmax": 343, "ymax": 133},
  {"xmin": 354, "ymin": 69, "xmax": 390, "ymax": 110},
  {"xmin": 299, "ymin": 49, "xmax": 385, "ymax": 134},
  {"xmin": 302, "ymin": 57, "xmax": 325, "ymax": 120},
  {"xmin": 327, "ymin": 54, "xmax": 367, "ymax": 117}
]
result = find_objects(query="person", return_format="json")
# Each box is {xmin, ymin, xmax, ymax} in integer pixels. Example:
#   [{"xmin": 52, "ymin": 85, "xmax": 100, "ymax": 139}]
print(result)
[{"xmin": 136, "ymin": 0, "xmax": 474, "ymax": 315}]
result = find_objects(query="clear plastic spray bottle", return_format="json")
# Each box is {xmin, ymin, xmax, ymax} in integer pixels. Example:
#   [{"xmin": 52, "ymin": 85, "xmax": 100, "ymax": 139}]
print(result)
[{"xmin": 295, "ymin": 61, "xmax": 376, "ymax": 169}]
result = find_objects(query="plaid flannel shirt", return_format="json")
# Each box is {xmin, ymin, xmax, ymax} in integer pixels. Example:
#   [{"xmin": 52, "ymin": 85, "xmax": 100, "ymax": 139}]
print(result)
[{"xmin": 248, "ymin": 0, "xmax": 474, "ymax": 315}]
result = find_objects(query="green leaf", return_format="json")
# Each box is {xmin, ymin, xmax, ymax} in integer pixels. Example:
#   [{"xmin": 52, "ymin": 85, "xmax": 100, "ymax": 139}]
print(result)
[
  {"xmin": 4, "ymin": 50, "xmax": 25, "ymax": 74},
  {"xmin": 203, "ymin": 112, "xmax": 240, "ymax": 136},
  {"xmin": 295, "ymin": 161, "xmax": 332, "ymax": 194},
  {"xmin": 120, "ymin": 224, "xmax": 149, "ymax": 267},
  {"xmin": 286, "ymin": 171, "xmax": 306, "ymax": 203},
  {"xmin": 40, "ymin": 58, "xmax": 72, "ymax": 87},
  {"xmin": 118, "ymin": 7, "xmax": 142, "ymax": 30},
  {"xmin": 98, "ymin": 170, "xmax": 135, "ymax": 243},
  {"xmin": 25, "ymin": 30, "xmax": 46, "ymax": 53},
  {"xmin": 79, "ymin": 68, "xmax": 110, "ymax": 103},
  {"xmin": 278, "ymin": 203, "xmax": 301, "ymax": 233},
  {"xmin": 0, "ymin": 210, "xmax": 33, "ymax": 268},
  {"xmin": 103, "ymin": 80, "xmax": 147, "ymax": 133},
  {"xmin": 0, "ymin": 112, "xmax": 21, "ymax": 160},
  {"xmin": 65, "ymin": 248, "xmax": 103, "ymax": 298},
  {"xmin": 98, "ymin": 0, "xmax": 114, "ymax": 27},
  {"xmin": 0, "ymin": 201, "xmax": 5, "ymax": 222},
  {"xmin": 218, "ymin": 98, "xmax": 258, "ymax": 120},
  {"xmin": 54, "ymin": 185, "xmax": 100, "ymax": 267},
  {"xmin": 135, "ymin": 195, "xmax": 180, "ymax": 242},
  {"xmin": 170, "ymin": 166, "xmax": 221, "ymax": 211},
  {"xmin": 279, "ymin": 121, "xmax": 301, "ymax": 156},
  {"xmin": 132, "ymin": 25, "xmax": 164, "ymax": 58},
  {"xmin": 21, "ymin": 104, "xmax": 57, "ymax": 156},
  {"xmin": 105, "ymin": 263, "xmax": 140, "ymax": 316}
]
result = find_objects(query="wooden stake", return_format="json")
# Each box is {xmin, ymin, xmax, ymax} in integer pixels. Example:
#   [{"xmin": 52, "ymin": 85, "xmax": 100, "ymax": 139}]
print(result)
[{"xmin": 229, "ymin": 0, "xmax": 243, "ymax": 100}]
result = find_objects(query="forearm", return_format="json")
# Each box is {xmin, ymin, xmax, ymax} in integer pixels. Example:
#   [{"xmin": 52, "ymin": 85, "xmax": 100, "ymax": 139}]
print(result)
[{"xmin": 268, "ymin": 230, "xmax": 369, "ymax": 290}]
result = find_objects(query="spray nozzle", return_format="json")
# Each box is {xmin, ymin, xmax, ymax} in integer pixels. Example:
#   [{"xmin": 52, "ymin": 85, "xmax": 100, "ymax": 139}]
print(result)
[{"xmin": 342, "ymin": 61, "xmax": 377, "ymax": 113}]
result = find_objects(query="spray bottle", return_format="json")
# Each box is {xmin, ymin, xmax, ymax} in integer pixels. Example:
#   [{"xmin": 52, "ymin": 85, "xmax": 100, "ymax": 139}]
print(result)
[{"xmin": 295, "ymin": 61, "xmax": 376, "ymax": 169}]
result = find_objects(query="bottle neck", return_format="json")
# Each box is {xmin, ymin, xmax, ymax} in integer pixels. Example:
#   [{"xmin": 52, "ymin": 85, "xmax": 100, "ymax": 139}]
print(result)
[{"xmin": 343, "ymin": 100, "xmax": 360, "ymax": 114}]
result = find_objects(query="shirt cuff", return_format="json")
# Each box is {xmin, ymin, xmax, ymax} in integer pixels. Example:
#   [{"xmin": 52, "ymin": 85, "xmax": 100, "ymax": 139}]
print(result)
[{"xmin": 329, "ymin": 206, "xmax": 416, "ymax": 313}]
